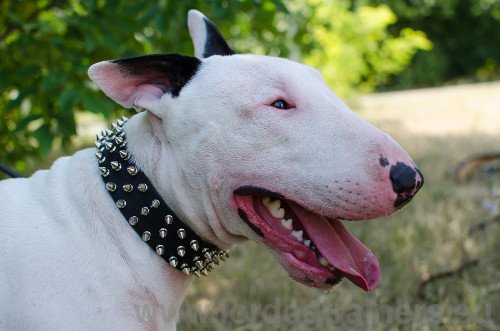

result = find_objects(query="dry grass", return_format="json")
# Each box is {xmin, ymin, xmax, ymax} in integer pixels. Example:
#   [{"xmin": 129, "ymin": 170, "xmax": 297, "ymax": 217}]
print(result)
[{"xmin": 179, "ymin": 82, "xmax": 500, "ymax": 330}]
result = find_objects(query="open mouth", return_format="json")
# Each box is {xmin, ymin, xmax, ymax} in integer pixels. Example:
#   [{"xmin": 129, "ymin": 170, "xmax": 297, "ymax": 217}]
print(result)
[{"xmin": 233, "ymin": 186, "xmax": 380, "ymax": 292}]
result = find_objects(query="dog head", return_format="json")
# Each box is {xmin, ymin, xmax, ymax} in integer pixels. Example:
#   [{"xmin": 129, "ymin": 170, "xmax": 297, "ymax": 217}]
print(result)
[{"xmin": 88, "ymin": 10, "xmax": 423, "ymax": 292}]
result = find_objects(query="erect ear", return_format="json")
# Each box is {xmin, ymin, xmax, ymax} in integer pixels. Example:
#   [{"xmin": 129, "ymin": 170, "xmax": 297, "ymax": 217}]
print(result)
[
  {"xmin": 88, "ymin": 54, "xmax": 201, "ymax": 112},
  {"xmin": 188, "ymin": 9, "xmax": 235, "ymax": 58}
]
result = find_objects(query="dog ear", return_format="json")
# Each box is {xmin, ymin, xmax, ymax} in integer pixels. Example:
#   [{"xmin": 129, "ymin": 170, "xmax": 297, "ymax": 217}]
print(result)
[
  {"xmin": 88, "ymin": 54, "xmax": 201, "ymax": 112},
  {"xmin": 188, "ymin": 9, "xmax": 235, "ymax": 58}
]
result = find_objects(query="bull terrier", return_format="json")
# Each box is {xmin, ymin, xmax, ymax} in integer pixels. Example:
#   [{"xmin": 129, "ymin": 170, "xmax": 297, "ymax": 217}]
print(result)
[{"xmin": 0, "ymin": 9, "xmax": 423, "ymax": 330}]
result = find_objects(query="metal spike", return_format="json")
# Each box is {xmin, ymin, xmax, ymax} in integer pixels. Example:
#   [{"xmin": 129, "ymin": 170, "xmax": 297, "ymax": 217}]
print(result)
[
  {"xmin": 119, "ymin": 150, "xmax": 129, "ymax": 160},
  {"xmin": 101, "ymin": 129, "xmax": 108, "ymax": 137},
  {"xmin": 128, "ymin": 216, "xmax": 138, "ymax": 226},
  {"xmin": 137, "ymin": 183, "xmax": 148, "ymax": 192},
  {"xmin": 165, "ymin": 215, "xmax": 173, "ymax": 225},
  {"xmin": 169, "ymin": 256, "xmax": 178, "ymax": 267},
  {"xmin": 177, "ymin": 246, "xmax": 186, "ymax": 257},
  {"xmin": 121, "ymin": 115, "xmax": 129, "ymax": 122},
  {"xmin": 115, "ymin": 137, "xmax": 124, "ymax": 145},
  {"xmin": 94, "ymin": 141, "xmax": 103, "ymax": 149},
  {"xmin": 142, "ymin": 231, "xmax": 151, "ymax": 241},
  {"xmin": 105, "ymin": 129, "xmax": 113, "ymax": 137},
  {"xmin": 96, "ymin": 133, "xmax": 104, "ymax": 141},
  {"xmin": 212, "ymin": 254, "xmax": 220, "ymax": 264},
  {"xmin": 181, "ymin": 264, "xmax": 190, "ymax": 275},
  {"xmin": 114, "ymin": 126, "xmax": 123, "ymax": 134},
  {"xmin": 206, "ymin": 262, "xmax": 215, "ymax": 271},
  {"xmin": 201, "ymin": 269, "xmax": 208, "ymax": 276},
  {"xmin": 195, "ymin": 259, "xmax": 204, "ymax": 269},
  {"xmin": 156, "ymin": 245, "xmax": 165, "ymax": 255},
  {"xmin": 140, "ymin": 207, "xmax": 149, "ymax": 216},
  {"xmin": 194, "ymin": 270, "xmax": 201, "ymax": 278},
  {"xmin": 110, "ymin": 161, "xmax": 121, "ymax": 171},
  {"xmin": 106, "ymin": 182, "xmax": 116, "ymax": 192},
  {"xmin": 177, "ymin": 228, "xmax": 186, "ymax": 239},
  {"xmin": 123, "ymin": 184, "xmax": 133, "ymax": 192},
  {"xmin": 104, "ymin": 141, "xmax": 113, "ymax": 150},
  {"xmin": 127, "ymin": 166, "xmax": 138, "ymax": 176},
  {"xmin": 202, "ymin": 248, "xmax": 211, "ymax": 260},
  {"xmin": 219, "ymin": 252, "xmax": 226, "ymax": 261},
  {"xmin": 159, "ymin": 228, "xmax": 167, "ymax": 238},
  {"xmin": 116, "ymin": 199, "xmax": 126, "ymax": 209},
  {"xmin": 111, "ymin": 122, "xmax": 119, "ymax": 130},
  {"xmin": 190, "ymin": 240, "xmax": 199, "ymax": 251},
  {"xmin": 95, "ymin": 151, "xmax": 103, "ymax": 160},
  {"xmin": 99, "ymin": 167, "xmax": 109, "ymax": 177},
  {"xmin": 223, "ymin": 250, "xmax": 229, "ymax": 258},
  {"xmin": 118, "ymin": 139, "xmax": 126, "ymax": 148},
  {"xmin": 117, "ymin": 119, "xmax": 125, "ymax": 127},
  {"xmin": 151, "ymin": 199, "xmax": 160, "ymax": 208}
]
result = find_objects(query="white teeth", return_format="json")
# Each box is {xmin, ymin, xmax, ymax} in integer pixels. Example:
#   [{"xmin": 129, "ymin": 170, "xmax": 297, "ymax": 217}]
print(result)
[
  {"xmin": 281, "ymin": 219, "xmax": 293, "ymax": 230},
  {"xmin": 318, "ymin": 256, "xmax": 329, "ymax": 267},
  {"xmin": 272, "ymin": 207, "xmax": 285, "ymax": 219},
  {"xmin": 303, "ymin": 239, "xmax": 311, "ymax": 247},
  {"xmin": 264, "ymin": 198, "xmax": 285, "ymax": 218},
  {"xmin": 292, "ymin": 230, "xmax": 303, "ymax": 241}
]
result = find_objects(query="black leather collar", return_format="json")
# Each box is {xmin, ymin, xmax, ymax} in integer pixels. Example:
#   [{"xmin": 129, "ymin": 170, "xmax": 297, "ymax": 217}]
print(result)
[{"xmin": 94, "ymin": 117, "xmax": 228, "ymax": 277}]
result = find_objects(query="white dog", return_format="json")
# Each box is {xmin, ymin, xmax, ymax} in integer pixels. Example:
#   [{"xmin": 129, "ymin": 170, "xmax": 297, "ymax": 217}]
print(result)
[{"xmin": 0, "ymin": 10, "xmax": 423, "ymax": 330}]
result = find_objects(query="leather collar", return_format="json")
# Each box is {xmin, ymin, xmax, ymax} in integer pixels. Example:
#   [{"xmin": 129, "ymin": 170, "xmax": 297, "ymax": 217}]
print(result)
[{"xmin": 94, "ymin": 117, "xmax": 228, "ymax": 277}]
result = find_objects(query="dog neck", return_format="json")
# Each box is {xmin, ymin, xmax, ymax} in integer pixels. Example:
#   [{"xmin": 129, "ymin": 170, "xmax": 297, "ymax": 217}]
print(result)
[{"xmin": 95, "ymin": 114, "xmax": 229, "ymax": 277}]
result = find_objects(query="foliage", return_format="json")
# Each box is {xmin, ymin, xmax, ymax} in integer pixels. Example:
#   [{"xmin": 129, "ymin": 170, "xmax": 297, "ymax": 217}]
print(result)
[
  {"xmin": 0, "ymin": 0, "xmax": 428, "ymax": 172},
  {"xmin": 353, "ymin": 0, "xmax": 500, "ymax": 89},
  {"xmin": 299, "ymin": 1, "xmax": 431, "ymax": 96}
]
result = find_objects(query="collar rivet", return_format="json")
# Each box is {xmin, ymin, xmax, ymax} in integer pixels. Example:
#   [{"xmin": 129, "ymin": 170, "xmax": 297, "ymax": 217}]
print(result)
[
  {"xmin": 128, "ymin": 216, "xmax": 138, "ymax": 226},
  {"xmin": 165, "ymin": 214, "xmax": 173, "ymax": 225},
  {"xmin": 142, "ymin": 231, "xmax": 151, "ymax": 241},
  {"xmin": 116, "ymin": 199, "xmax": 126, "ymax": 209},
  {"xmin": 140, "ymin": 207, "xmax": 149, "ymax": 216},
  {"xmin": 159, "ymin": 228, "xmax": 167, "ymax": 238},
  {"xmin": 151, "ymin": 199, "xmax": 160, "ymax": 208},
  {"xmin": 123, "ymin": 184, "xmax": 133, "ymax": 192}
]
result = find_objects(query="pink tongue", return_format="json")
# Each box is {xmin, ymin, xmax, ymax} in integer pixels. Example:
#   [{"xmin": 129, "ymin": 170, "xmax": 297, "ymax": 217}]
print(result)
[{"xmin": 289, "ymin": 203, "xmax": 381, "ymax": 291}]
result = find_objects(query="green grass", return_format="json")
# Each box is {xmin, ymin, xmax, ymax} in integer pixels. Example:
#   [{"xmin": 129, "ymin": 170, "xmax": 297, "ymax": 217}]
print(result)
[{"xmin": 178, "ymin": 82, "xmax": 500, "ymax": 330}]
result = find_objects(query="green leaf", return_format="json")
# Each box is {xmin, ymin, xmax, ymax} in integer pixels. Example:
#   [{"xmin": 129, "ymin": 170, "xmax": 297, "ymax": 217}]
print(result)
[
  {"xmin": 58, "ymin": 88, "xmax": 80, "ymax": 111},
  {"xmin": 33, "ymin": 123, "xmax": 54, "ymax": 155},
  {"xmin": 271, "ymin": 0, "xmax": 289, "ymax": 14},
  {"xmin": 83, "ymin": 93, "xmax": 114, "ymax": 117},
  {"xmin": 13, "ymin": 114, "xmax": 42, "ymax": 133},
  {"xmin": 6, "ymin": 85, "xmax": 37, "ymax": 111}
]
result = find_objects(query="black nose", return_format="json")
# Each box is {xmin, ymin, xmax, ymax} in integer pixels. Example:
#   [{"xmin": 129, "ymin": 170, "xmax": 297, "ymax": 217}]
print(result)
[
  {"xmin": 390, "ymin": 162, "xmax": 423, "ymax": 209},
  {"xmin": 390, "ymin": 162, "xmax": 423, "ymax": 195}
]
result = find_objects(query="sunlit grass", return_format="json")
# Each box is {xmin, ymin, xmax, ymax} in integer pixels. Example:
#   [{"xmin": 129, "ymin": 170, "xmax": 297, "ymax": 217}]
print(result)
[{"xmin": 179, "ymin": 82, "xmax": 500, "ymax": 330}]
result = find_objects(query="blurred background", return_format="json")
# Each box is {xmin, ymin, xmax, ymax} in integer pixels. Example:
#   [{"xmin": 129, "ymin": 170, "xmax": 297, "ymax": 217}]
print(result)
[{"xmin": 1, "ymin": 0, "xmax": 498, "ymax": 329}]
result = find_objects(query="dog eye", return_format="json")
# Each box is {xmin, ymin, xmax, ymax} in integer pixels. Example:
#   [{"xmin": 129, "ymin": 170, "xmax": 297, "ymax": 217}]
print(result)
[{"xmin": 271, "ymin": 99, "xmax": 290, "ymax": 110}]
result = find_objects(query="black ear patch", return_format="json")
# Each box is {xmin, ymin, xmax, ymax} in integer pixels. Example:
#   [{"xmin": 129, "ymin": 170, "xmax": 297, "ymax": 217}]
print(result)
[
  {"xmin": 112, "ymin": 54, "xmax": 201, "ymax": 97},
  {"xmin": 203, "ymin": 18, "xmax": 235, "ymax": 58}
]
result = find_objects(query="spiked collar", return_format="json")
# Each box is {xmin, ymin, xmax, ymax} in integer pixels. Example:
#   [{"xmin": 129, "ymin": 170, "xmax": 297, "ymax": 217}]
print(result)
[{"xmin": 94, "ymin": 117, "xmax": 228, "ymax": 277}]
